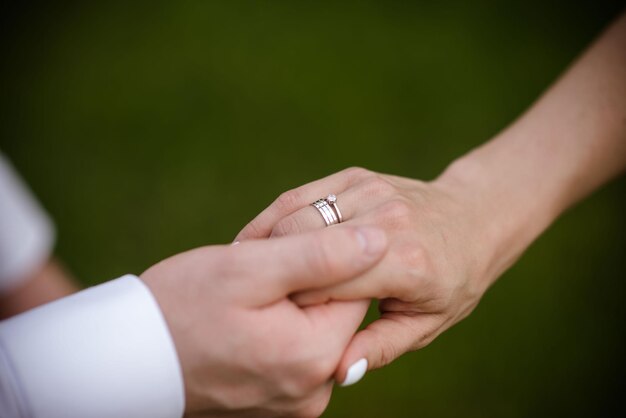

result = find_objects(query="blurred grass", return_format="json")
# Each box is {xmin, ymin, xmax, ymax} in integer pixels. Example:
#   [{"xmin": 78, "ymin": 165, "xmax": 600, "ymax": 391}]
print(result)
[{"xmin": 1, "ymin": 1, "xmax": 624, "ymax": 416}]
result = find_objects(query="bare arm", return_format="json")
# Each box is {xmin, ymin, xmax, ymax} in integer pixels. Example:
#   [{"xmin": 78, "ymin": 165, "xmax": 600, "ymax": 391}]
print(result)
[
  {"xmin": 441, "ymin": 11, "xmax": 626, "ymax": 288},
  {"xmin": 235, "ymin": 12, "xmax": 626, "ymax": 384}
]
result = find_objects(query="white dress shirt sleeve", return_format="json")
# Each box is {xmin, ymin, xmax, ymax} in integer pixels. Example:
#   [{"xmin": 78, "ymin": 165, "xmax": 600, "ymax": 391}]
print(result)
[
  {"xmin": 0, "ymin": 275, "xmax": 185, "ymax": 418},
  {"xmin": 0, "ymin": 153, "xmax": 185, "ymax": 417},
  {"xmin": 0, "ymin": 153, "xmax": 55, "ymax": 292}
]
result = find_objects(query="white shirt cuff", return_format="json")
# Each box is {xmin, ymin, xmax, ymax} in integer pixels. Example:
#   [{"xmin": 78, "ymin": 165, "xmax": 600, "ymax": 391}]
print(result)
[{"xmin": 0, "ymin": 275, "xmax": 185, "ymax": 418}]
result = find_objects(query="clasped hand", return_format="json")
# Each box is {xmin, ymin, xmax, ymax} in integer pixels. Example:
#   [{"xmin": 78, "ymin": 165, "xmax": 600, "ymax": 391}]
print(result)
[
  {"xmin": 142, "ymin": 167, "xmax": 499, "ymax": 418},
  {"xmin": 236, "ymin": 167, "xmax": 498, "ymax": 383},
  {"xmin": 141, "ymin": 225, "xmax": 387, "ymax": 417}
]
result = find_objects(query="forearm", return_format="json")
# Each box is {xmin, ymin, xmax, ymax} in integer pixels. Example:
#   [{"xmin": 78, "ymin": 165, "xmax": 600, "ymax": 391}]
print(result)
[
  {"xmin": 437, "ymin": 12, "xmax": 626, "ymax": 287},
  {"xmin": 236, "ymin": 13, "xmax": 625, "ymax": 375}
]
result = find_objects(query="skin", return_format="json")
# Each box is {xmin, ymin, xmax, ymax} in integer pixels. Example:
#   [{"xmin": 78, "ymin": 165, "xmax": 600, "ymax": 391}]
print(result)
[
  {"xmin": 1, "ymin": 210, "xmax": 388, "ymax": 418},
  {"xmin": 0, "ymin": 258, "xmax": 78, "ymax": 319},
  {"xmin": 140, "ymin": 226, "xmax": 387, "ymax": 417},
  {"xmin": 2, "ymin": 10, "xmax": 623, "ymax": 417},
  {"xmin": 235, "ymin": 12, "xmax": 626, "ymax": 384}
]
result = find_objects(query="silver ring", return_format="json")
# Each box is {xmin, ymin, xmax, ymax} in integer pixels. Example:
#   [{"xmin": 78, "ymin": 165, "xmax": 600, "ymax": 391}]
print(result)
[
  {"xmin": 313, "ymin": 200, "xmax": 333, "ymax": 225},
  {"xmin": 311, "ymin": 194, "xmax": 343, "ymax": 226},
  {"xmin": 326, "ymin": 194, "xmax": 343, "ymax": 223},
  {"xmin": 312, "ymin": 199, "xmax": 334, "ymax": 226},
  {"xmin": 320, "ymin": 204, "xmax": 338, "ymax": 225}
]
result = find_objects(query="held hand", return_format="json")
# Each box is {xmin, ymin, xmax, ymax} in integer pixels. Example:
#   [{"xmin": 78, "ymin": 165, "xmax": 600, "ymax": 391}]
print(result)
[
  {"xmin": 233, "ymin": 14, "xmax": 626, "ymax": 386},
  {"xmin": 141, "ymin": 225, "xmax": 387, "ymax": 417},
  {"xmin": 236, "ymin": 167, "xmax": 506, "ymax": 384}
]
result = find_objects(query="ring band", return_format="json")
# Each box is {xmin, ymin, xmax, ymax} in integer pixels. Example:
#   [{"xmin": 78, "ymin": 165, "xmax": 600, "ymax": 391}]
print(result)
[
  {"xmin": 312, "ymin": 200, "xmax": 335, "ymax": 226},
  {"xmin": 314, "ymin": 201, "xmax": 333, "ymax": 225},
  {"xmin": 311, "ymin": 194, "xmax": 343, "ymax": 227},
  {"xmin": 320, "ymin": 204, "xmax": 338, "ymax": 224},
  {"xmin": 326, "ymin": 194, "xmax": 343, "ymax": 223}
]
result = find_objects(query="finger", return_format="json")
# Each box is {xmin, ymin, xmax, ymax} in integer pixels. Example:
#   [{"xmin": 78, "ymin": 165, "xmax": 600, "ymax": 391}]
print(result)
[
  {"xmin": 227, "ymin": 226, "xmax": 388, "ymax": 305},
  {"xmin": 269, "ymin": 184, "xmax": 388, "ymax": 238},
  {"xmin": 334, "ymin": 313, "xmax": 441, "ymax": 386},
  {"xmin": 235, "ymin": 167, "xmax": 371, "ymax": 241},
  {"xmin": 305, "ymin": 299, "xmax": 370, "ymax": 347},
  {"xmin": 290, "ymin": 245, "xmax": 410, "ymax": 306}
]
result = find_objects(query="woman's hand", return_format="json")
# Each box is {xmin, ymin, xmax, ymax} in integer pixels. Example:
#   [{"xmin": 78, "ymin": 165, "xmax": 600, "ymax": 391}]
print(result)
[
  {"xmin": 235, "ymin": 166, "xmax": 512, "ymax": 384},
  {"xmin": 236, "ymin": 12, "xmax": 626, "ymax": 387}
]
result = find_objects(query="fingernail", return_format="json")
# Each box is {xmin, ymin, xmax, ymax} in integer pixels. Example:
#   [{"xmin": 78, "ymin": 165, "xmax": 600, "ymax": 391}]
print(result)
[
  {"xmin": 356, "ymin": 227, "xmax": 386, "ymax": 256},
  {"xmin": 231, "ymin": 241, "xmax": 240, "ymax": 246},
  {"xmin": 340, "ymin": 358, "xmax": 368, "ymax": 387}
]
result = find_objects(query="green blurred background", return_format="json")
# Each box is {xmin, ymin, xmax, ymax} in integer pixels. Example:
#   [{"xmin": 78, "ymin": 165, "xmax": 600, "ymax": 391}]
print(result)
[{"xmin": 1, "ymin": 1, "xmax": 625, "ymax": 416}]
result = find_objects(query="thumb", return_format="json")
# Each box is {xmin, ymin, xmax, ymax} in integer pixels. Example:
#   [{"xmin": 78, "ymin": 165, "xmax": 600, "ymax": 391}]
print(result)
[
  {"xmin": 335, "ymin": 314, "xmax": 432, "ymax": 387},
  {"xmin": 234, "ymin": 226, "xmax": 387, "ymax": 304}
]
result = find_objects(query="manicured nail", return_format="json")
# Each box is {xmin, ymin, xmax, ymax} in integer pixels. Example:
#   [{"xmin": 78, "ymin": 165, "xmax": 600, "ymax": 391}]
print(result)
[
  {"xmin": 231, "ymin": 241, "xmax": 240, "ymax": 246},
  {"xmin": 356, "ymin": 227, "xmax": 386, "ymax": 256},
  {"xmin": 340, "ymin": 358, "xmax": 368, "ymax": 387}
]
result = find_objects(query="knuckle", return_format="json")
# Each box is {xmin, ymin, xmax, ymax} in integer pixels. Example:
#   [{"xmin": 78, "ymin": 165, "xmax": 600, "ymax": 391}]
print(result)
[
  {"xmin": 402, "ymin": 244, "xmax": 429, "ymax": 273},
  {"xmin": 279, "ymin": 365, "xmax": 326, "ymax": 400},
  {"xmin": 282, "ymin": 351, "xmax": 335, "ymax": 399},
  {"xmin": 401, "ymin": 245, "xmax": 438, "ymax": 300},
  {"xmin": 362, "ymin": 176, "xmax": 397, "ymax": 197},
  {"xmin": 279, "ymin": 377, "xmax": 309, "ymax": 399},
  {"xmin": 271, "ymin": 215, "xmax": 303, "ymax": 238},
  {"xmin": 309, "ymin": 356, "xmax": 336, "ymax": 383},
  {"xmin": 299, "ymin": 371, "xmax": 327, "ymax": 394},
  {"xmin": 375, "ymin": 335, "xmax": 399, "ymax": 367},
  {"xmin": 239, "ymin": 218, "xmax": 264, "ymax": 239},
  {"xmin": 382, "ymin": 198, "xmax": 414, "ymax": 219},
  {"xmin": 274, "ymin": 189, "xmax": 303, "ymax": 213},
  {"xmin": 342, "ymin": 166, "xmax": 371, "ymax": 181},
  {"xmin": 295, "ymin": 394, "xmax": 331, "ymax": 418},
  {"xmin": 375, "ymin": 198, "xmax": 415, "ymax": 228},
  {"xmin": 360, "ymin": 328, "xmax": 399, "ymax": 368}
]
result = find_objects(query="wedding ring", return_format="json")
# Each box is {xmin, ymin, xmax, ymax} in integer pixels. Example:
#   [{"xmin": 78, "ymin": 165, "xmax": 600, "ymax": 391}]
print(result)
[
  {"xmin": 311, "ymin": 194, "xmax": 343, "ymax": 226},
  {"xmin": 326, "ymin": 194, "xmax": 343, "ymax": 223},
  {"xmin": 312, "ymin": 199, "xmax": 335, "ymax": 226}
]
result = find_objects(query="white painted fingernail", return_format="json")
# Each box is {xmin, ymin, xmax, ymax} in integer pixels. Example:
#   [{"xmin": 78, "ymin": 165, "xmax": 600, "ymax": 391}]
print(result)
[
  {"xmin": 231, "ymin": 241, "xmax": 240, "ymax": 246},
  {"xmin": 340, "ymin": 358, "xmax": 368, "ymax": 387}
]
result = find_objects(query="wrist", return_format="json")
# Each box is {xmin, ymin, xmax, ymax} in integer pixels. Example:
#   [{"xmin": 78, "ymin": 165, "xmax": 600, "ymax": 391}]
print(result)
[{"xmin": 433, "ymin": 144, "xmax": 556, "ymax": 288}]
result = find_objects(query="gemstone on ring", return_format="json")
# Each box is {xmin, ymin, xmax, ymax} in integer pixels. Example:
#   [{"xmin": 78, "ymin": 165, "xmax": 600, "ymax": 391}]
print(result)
[{"xmin": 326, "ymin": 194, "xmax": 337, "ymax": 204}]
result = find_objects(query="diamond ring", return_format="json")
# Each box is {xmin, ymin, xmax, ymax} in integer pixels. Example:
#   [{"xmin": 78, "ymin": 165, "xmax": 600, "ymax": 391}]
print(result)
[{"xmin": 311, "ymin": 194, "xmax": 343, "ymax": 226}]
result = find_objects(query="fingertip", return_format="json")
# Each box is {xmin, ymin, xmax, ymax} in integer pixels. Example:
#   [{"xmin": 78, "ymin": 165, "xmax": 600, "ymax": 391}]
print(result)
[
  {"xmin": 338, "ymin": 358, "xmax": 368, "ymax": 387},
  {"xmin": 334, "ymin": 336, "xmax": 370, "ymax": 386},
  {"xmin": 233, "ymin": 230, "xmax": 255, "ymax": 243},
  {"xmin": 235, "ymin": 218, "xmax": 270, "ymax": 242}
]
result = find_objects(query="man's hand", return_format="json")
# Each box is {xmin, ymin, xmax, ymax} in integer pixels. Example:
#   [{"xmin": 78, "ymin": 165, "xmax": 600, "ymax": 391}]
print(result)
[{"xmin": 141, "ymin": 226, "xmax": 387, "ymax": 417}]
